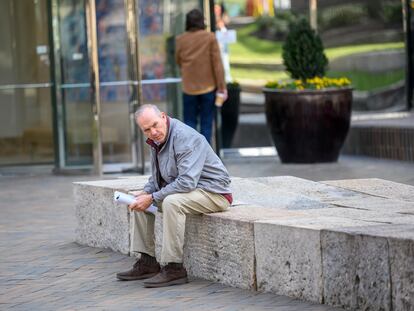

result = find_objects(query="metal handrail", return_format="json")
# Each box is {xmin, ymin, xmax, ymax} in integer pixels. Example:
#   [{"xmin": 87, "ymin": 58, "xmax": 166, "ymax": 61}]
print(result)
[{"xmin": 0, "ymin": 83, "xmax": 53, "ymax": 90}]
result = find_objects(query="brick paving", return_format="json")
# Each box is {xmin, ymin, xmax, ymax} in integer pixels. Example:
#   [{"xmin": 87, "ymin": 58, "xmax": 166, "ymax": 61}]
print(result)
[{"xmin": 3, "ymin": 154, "xmax": 414, "ymax": 310}]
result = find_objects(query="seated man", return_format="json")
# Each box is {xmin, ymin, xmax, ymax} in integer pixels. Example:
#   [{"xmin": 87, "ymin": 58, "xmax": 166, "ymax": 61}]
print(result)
[{"xmin": 116, "ymin": 104, "xmax": 233, "ymax": 288}]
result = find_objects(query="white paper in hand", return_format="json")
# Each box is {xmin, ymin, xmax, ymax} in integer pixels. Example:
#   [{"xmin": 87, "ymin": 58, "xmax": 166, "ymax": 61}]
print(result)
[{"xmin": 114, "ymin": 191, "xmax": 157, "ymax": 215}]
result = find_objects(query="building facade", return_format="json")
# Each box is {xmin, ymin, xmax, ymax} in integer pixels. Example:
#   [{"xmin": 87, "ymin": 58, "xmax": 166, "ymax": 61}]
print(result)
[{"xmin": 0, "ymin": 0, "xmax": 204, "ymax": 173}]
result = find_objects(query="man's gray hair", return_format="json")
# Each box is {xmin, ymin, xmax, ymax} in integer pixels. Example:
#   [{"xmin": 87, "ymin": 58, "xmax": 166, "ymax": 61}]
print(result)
[{"xmin": 134, "ymin": 104, "xmax": 162, "ymax": 119}]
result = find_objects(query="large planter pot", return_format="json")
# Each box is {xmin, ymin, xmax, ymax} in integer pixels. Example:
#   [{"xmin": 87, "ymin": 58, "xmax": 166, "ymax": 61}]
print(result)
[
  {"xmin": 221, "ymin": 84, "xmax": 241, "ymax": 148},
  {"xmin": 263, "ymin": 87, "xmax": 352, "ymax": 163}
]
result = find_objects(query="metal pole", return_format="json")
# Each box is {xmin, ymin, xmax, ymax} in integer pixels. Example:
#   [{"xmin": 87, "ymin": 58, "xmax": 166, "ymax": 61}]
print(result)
[
  {"xmin": 309, "ymin": 0, "xmax": 317, "ymax": 32},
  {"xmin": 207, "ymin": 0, "xmax": 222, "ymax": 156},
  {"xmin": 404, "ymin": 0, "xmax": 413, "ymax": 110},
  {"xmin": 204, "ymin": 0, "xmax": 212, "ymax": 31},
  {"xmin": 125, "ymin": 0, "xmax": 146, "ymax": 174},
  {"xmin": 85, "ymin": 0, "xmax": 103, "ymax": 176}
]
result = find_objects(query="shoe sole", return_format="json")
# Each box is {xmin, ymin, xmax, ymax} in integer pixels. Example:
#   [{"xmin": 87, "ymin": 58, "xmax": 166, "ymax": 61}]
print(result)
[
  {"xmin": 143, "ymin": 277, "xmax": 189, "ymax": 288},
  {"xmin": 116, "ymin": 272, "xmax": 159, "ymax": 281}
]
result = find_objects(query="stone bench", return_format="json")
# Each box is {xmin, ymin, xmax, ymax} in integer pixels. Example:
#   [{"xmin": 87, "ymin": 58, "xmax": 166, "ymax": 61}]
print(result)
[{"xmin": 73, "ymin": 176, "xmax": 414, "ymax": 310}]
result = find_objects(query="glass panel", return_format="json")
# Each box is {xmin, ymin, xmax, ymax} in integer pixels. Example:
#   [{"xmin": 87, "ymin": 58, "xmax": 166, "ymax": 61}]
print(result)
[
  {"xmin": 101, "ymin": 85, "xmax": 132, "ymax": 164},
  {"xmin": 63, "ymin": 88, "xmax": 93, "ymax": 165},
  {"xmin": 0, "ymin": 0, "xmax": 54, "ymax": 166},
  {"xmin": 137, "ymin": 0, "xmax": 199, "ymax": 119},
  {"xmin": 0, "ymin": 0, "xmax": 50, "ymax": 85},
  {"xmin": 0, "ymin": 88, "xmax": 54, "ymax": 165},
  {"xmin": 96, "ymin": 0, "xmax": 128, "ymax": 83},
  {"xmin": 138, "ymin": 0, "xmax": 199, "ymax": 80},
  {"xmin": 58, "ymin": 0, "xmax": 90, "ymax": 84},
  {"xmin": 57, "ymin": 0, "xmax": 134, "ymax": 168},
  {"xmin": 142, "ymin": 82, "xmax": 180, "ymax": 115}
]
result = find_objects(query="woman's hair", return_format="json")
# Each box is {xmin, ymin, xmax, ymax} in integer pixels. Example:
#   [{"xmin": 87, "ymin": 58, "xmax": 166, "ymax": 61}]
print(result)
[{"xmin": 185, "ymin": 9, "xmax": 206, "ymax": 31}]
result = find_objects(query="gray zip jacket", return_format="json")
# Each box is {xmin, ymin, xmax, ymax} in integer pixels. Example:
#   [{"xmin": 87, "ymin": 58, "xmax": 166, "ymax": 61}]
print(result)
[{"xmin": 143, "ymin": 118, "xmax": 231, "ymax": 202}]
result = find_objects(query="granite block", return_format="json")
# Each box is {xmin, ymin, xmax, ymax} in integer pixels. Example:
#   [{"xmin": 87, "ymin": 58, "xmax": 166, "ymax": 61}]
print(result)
[
  {"xmin": 254, "ymin": 217, "xmax": 380, "ymax": 304},
  {"xmin": 183, "ymin": 205, "xmax": 302, "ymax": 290},
  {"xmin": 230, "ymin": 178, "xmax": 332, "ymax": 210},
  {"xmin": 322, "ymin": 178, "xmax": 414, "ymax": 202},
  {"xmin": 251, "ymin": 176, "xmax": 368, "ymax": 202},
  {"xmin": 321, "ymin": 227, "xmax": 391, "ymax": 310},
  {"xmin": 73, "ymin": 177, "xmax": 149, "ymax": 254}
]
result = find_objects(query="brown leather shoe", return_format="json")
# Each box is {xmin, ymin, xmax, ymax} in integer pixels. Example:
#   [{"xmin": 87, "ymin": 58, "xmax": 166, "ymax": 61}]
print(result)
[
  {"xmin": 143, "ymin": 263, "xmax": 188, "ymax": 288},
  {"xmin": 116, "ymin": 254, "xmax": 160, "ymax": 281}
]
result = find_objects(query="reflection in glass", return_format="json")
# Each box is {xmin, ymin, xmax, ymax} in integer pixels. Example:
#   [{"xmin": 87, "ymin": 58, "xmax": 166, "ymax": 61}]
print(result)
[
  {"xmin": 63, "ymin": 88, "xmax": 93, "ymax": 166},
  {"xmin": 0, "ymin": 0, "xmax": 54, "ymax": 166},
  {"xmin": 137, "ymin": 0, "xmax": 198, "ymax": 116},
  {"xmin": 58, "ymin": 0, "xmax": 90, "ymax": 85},
  {"xmin": 0, "ymin": 0, "xmax": 50, "ymax": 85},
  {"xmin": 96, "ymin": 0, "xmax": 128, "ymax": 86},
  {"xmin": 0, "ymin": 88, "xmax": 54, "ymax": 165},
  {"xmin": 100, "ymin": 85, "xmax": 132, "ymax": 164}
]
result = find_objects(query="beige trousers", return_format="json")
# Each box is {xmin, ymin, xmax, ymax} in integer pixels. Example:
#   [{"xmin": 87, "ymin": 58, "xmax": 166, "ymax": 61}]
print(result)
[{"xmin": 130, "ymin": 188, "xmax": 230, "ymax": 263}]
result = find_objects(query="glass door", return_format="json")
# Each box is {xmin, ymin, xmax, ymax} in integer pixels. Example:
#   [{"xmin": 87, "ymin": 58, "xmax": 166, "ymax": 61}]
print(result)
[
  {"xmin": 53, "ymin": 0, "xmax": 136, "ymax": 172},
  {"xmin": 0, "ymin": 0, "xmax": 54, "ymax": 166},
  {"xmin": 51, "ymin": 0, "xmax": 205, "ymax": 172}
]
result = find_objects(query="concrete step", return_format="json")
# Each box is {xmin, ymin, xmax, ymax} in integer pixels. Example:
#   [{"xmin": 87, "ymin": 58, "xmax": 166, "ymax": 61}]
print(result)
[
  {"xmin": 240, "ymin": 92, "xmax": 265, "ymax": 114},
  {"xmin": 73, "ymin": 176, "xmax": 414, "ymax": 310},
  {"xmin": 229, "ymin": 110, "xmax": 414, "ymax": 163}
]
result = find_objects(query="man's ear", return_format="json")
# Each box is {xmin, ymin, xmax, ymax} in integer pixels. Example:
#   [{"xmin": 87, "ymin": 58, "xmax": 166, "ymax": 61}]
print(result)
[{"xmin": 160, "ymin": 112, "xmax": 167, "ymax": 119}]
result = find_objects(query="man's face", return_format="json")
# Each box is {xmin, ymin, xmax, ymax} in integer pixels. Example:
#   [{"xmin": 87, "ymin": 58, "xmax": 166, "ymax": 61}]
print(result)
[{"xmin": 136, "ymin": 108, "xmax": 168, "ymax": 143}]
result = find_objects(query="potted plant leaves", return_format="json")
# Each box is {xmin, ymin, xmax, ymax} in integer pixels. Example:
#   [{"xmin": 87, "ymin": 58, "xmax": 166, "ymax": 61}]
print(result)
[{"xmin": 263, "ymin": 18, "xmax": 352, "ymax": 163}]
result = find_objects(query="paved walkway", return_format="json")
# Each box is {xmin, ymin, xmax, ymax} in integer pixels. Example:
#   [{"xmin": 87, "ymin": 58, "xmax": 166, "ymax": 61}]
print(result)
[{"xmin": 2, "ymin": 155, "xmax": 414, "ymax": 310}]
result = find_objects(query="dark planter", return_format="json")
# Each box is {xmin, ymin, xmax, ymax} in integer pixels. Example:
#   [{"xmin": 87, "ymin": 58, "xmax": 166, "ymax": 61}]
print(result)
[
  {"xmin": 263, "ymin": 87, "xmax": 352, "ymax": 163},
  {"xmin": 221, "ymin": 84, "xmax": 241, "ymax": 148}
]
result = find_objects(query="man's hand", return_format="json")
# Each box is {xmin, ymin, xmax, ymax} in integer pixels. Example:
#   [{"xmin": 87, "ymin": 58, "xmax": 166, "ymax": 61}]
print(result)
[{"xmin": 128, "ymin": 193, "xmax": 153, "ymax": 212}]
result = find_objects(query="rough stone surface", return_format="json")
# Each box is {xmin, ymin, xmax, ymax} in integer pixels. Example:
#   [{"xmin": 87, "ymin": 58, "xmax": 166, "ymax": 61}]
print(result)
[
  {"xmin": 231, "ymin": 177, "xmax": 332, "ymax": 210},
  {"xmin": 330, "ymin": 224, "xmax": 414, "ymax": 311},
  {"xmin": 389, "ymin": 236, "xmax": 414, "ymax": 311},
  {"xmin": 184, "ymin": 213, "xmax": 255, "ymax": 290},
  {"xmin": 299, "ymin": 207, "xmax": 414, "ymax": 225},
  {"xmin": 326, "ymin": 196, "xmax": 414, "ymax": 214},
  {"xmin": 254, "ymin": 217, "xmax": 381, "ymax": 304},
  {"xmin": 322, "ymin": 178, "xmax": 414, "ymax": 202},
  {"xmin": 321, "ymin": 227, "xmax": 392, "ymax": 310},
  {"xmin": 73, "ymin": 175, "xmax": 414, "ymax": 311},
  {"xmin": 73, "ymin": 177, "xmax": 148, "ymax": 254},
  {"xmin": 74, "ymin": 184, "xmax": 130, "ymax": 254},
  {"xmin": 251, "ymin": 176, "xmax": 369, "ymax": 203},
  {"xmin": 182, "ymin": 205, "xmax": 302, "ymax": 289}
]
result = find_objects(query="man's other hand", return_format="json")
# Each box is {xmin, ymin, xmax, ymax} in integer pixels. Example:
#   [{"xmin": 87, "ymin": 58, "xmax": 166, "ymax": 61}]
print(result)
[{"xmin": 128, "ymin": 194, "xmax": 153, "ymax": 212}]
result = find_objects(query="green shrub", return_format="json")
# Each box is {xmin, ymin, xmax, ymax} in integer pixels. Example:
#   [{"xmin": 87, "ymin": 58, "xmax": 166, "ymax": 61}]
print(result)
[
  {"xmin": 282, "ymin": 18, "xmax": 328, "ymax": 80},
  {"xmin": 255, "ymin": 11, "xmax": 298, "ymax": 40},
  {"xmin": 381, "ymin": 2, "xmax": 403, "ymax": 25},
  {"xmin": 319, "ymin": 4, "xmax": 367, "ymax": 30}
]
